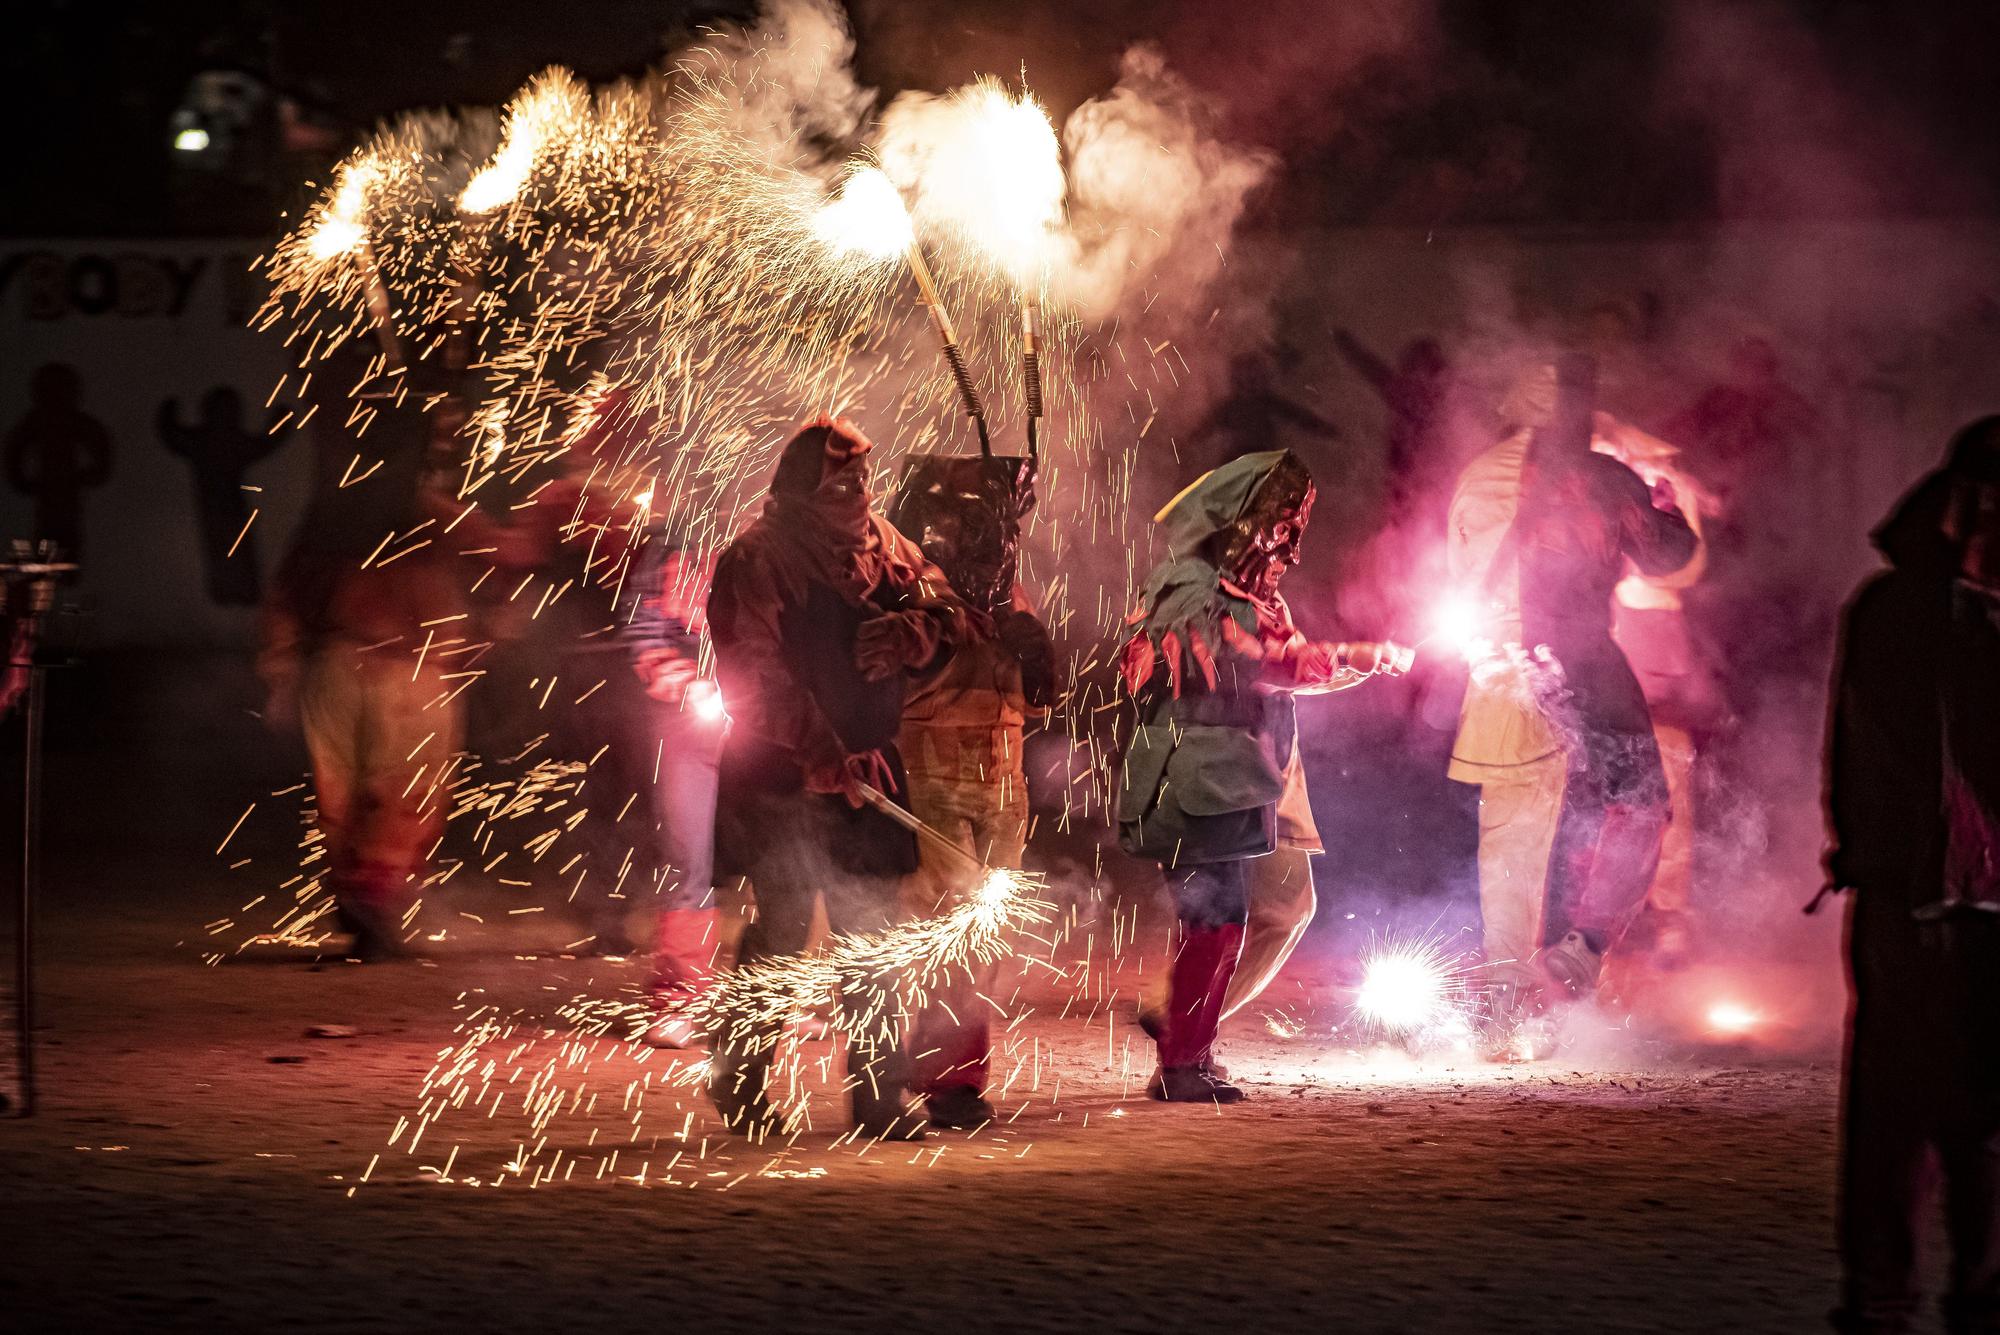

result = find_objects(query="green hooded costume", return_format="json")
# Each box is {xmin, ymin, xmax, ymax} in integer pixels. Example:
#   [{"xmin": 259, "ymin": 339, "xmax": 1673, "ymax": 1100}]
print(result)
[{"xmin": 1116, "ymin": 451, "xmax": 1304, "ymax": 865}]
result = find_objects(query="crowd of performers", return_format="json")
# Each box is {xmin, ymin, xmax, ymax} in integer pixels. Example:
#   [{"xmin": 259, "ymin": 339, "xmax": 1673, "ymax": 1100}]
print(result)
[{"xmin": 253, "ymin": 347, "xmax": 1999, "ymax": 1325}]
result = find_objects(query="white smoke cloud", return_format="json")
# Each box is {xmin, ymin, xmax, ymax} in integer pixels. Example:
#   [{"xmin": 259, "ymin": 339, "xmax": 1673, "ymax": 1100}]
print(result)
[
  {"xmin": 1057, "ymin": 46, "xmax": 1275, "ymax": 322},
  {"xmin": 677, "ymin": 0, "xmax": 876, "ymax": 160}
]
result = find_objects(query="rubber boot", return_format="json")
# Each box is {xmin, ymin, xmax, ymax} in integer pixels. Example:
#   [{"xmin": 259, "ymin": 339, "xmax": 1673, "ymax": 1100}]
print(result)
[{"xmin": 1149, "ymin": 922, "xmax": 1246, "ymax": 1103}]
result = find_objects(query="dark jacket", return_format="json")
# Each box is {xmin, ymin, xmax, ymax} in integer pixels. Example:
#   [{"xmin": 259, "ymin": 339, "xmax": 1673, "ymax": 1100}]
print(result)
[{"xmin": 707, "ymin": 512, "xmax": 970, "ymax": 878}]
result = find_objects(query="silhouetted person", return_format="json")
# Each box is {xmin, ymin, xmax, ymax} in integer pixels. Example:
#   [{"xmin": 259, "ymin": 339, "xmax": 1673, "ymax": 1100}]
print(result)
[
  {"xmin": 5, "ymin": 363, "xmax": 112, "ymax": 562},
  {"xmin": 1670, "ymin": 334, "xmax": 1826, "ymax": 711},
  {"xmin": 1333, "ymin": 329, "xmax": 1451, "ymax": 511},
  {"xmin": 1824, "ymin": 417, "xmax": 2000, "ymax": 1335},
  {"xmin": 158, "ymin": 386, "xmax": 287, "ymax": 606},
  {"xmin": 1194, "ymin": 348, "xmax": 1340, "ymax": 467},
  {"xmin": 1665, "ymin": 335, "xmax": 1817, "ymax": 507}
]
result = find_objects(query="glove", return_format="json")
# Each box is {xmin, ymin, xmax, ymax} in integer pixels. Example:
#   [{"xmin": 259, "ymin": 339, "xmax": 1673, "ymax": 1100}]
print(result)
[
  {"xmin": 854, "ymin": 611, "xmax": 939, "ymax": 682},
  {"xmin": 804, "ymin": 749, "xmax": 895, "ymax": 809}
]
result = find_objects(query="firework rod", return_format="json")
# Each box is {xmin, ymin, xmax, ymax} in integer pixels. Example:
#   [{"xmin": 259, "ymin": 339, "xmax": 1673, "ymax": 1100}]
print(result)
[
  {"xmin": 855, "ymin": 782, "xmax": 989, "ymax": 883},
  {"xmin": 357, "ymin": 240, "xmax": 404, "ymax": 367},
  {"xmin": 902, "ymin": 244, "xmax": 990, "ymax": 451},
  {"xmin": 1021, "ymin": 296, "xmax": 1042, "ymax": 462}
]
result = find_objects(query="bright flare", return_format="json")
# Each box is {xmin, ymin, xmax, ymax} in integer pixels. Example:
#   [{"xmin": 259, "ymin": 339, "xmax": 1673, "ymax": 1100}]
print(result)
[
  {"xmin": 1707, "ymin": 1001, "xmax": 1759, "ymax": 1036},
  {"xmin": 889, "ymin": 79, "xmax": 1064, "ymax": 286},
  {"xmin": 1429, "ymin": 592, "xmax": 1484, "ymax": 654},
  {"xmin": 1356, "ymin": 940, "xmax": 1454, "ymax": 1035},
  {"xmin": 813, "ymin": 166, "xmax": 914, "ymax": 262},
  {"xmin": 687, "ymin": 679, "xmax": 726, "ymax": 723},
  {"xmin": 958, "ymin": 83, "xmax": 1063, "ymax": 283}
]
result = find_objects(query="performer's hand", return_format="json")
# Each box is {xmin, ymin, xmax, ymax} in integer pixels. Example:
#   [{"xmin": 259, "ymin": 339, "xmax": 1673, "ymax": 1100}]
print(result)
[
  {"xmin": 1650, "ymin": 474, "xmax": 1680, "ymax": 514},
  {"xmin": 636, "ymin": 650, "xmax": 695, "ymax": 704},
  {"xmin": 854, "ymin": 611, "xmax": 936, "ymax": 682},
  {"xmin": 840, "ymin": 749, "xmax": 895, "ymax": 808},
  {"xmin": 1343, "ymin": 641, "xmax": 1412, "ymax": 677},
  {"xmin": 996, "ymin": 609, "xmax": 1057, "ymax": 708},
  {"xmin": 803, "ymin": 749, "xmax": 892, "ymax": 808}
]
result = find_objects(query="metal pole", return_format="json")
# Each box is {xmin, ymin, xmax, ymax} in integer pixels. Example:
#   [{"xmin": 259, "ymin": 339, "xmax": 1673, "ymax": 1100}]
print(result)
[
  {"xmin": 15, "ymin": 662, "xmax": 40, "ymax": 1116},
  {"xmin": 854, "ymin": 781, "xmax": 989, "ymax": 883}
]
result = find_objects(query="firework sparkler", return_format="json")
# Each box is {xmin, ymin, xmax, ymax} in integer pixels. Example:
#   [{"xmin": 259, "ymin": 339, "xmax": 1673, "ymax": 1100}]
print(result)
[
  {"xmin": 816, "ymin": 165, "xmax": 990, "ymax": 449},
  {"xmin": 302, "ymin": 156, "xmax": 403, "ymax": 365},
  {"xmin": 1352, "ymin": 934, "xmax": 1478, "ymax": 1053}
]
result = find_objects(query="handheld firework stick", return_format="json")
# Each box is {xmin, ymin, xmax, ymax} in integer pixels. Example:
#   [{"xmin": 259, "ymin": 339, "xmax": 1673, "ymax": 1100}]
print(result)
[
  {"xmin": 357, "ymin": 243, "xmax": 402, "ymax": 368},
  {"xmin": 902, "ymin": 242, "xmax": 992, "ymax": 454},
  {"xmin": 305, "ymin": 160, "xmax": 404, "ymax": 369},
  {"xmin": 814, "ymin": 166, "xmax": 991, "ymax": 452},
  {"xmin": 1020, "ymin": 295, "xmax": 1042, "ymax": 464},
  {"xmin": 855, "ymin": 781, "xmax": 989, "ymax": 887}
]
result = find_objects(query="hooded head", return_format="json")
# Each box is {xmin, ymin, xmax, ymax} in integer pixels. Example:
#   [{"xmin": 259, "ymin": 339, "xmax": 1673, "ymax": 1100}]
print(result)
[
  {"xmin": 887, "ymin": 453, "xmax": 1036, "ymax": 616},
  {"xmin": 1155, "ymin": 449, "xmax": 1315, "ymax": 599},
  {"xmin": 1873, "ymin": 415, "xmax": 2000, "ymax": 592},
  {"xmin": 771, "ymin": 416, "xmax": 875, "ymax": 540},
  {"xmin": 1944, "ymin": 415, "xmax": 2000, "ymax": 594}
]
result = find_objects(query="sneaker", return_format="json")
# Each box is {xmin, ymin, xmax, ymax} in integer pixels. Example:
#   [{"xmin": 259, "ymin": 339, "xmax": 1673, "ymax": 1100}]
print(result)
[
  {"xmin": 924, "ymin": 1086, "xmax": 995, "ymax": 1130},
  {"xmin": 1146, "ymin": 1064, "xmax": 1246, "ymax": 1104},
  {"xmin": 1536, "ymin": 930, "xmax": 1604, "ymax": 1000}
]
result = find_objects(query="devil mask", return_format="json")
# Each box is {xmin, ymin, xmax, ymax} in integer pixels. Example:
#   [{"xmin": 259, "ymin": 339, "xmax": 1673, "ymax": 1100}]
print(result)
[
  {"xmin": 888, "ymin": 453, "xmax": 1037, "ymax": 615},
  {"xmin": 1214, "ymin": 451, "xmax": 1316, "ymax": 599}
]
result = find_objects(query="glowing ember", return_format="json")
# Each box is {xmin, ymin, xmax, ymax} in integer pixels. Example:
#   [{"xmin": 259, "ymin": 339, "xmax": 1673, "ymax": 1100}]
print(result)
[
  {"xmin": 813, "ymin": 165, "xmax": 914, "ymax": 261},
  {"xmin": 1707, "ymin": 1001, "xmax": 1759, "ymax": 1036}
]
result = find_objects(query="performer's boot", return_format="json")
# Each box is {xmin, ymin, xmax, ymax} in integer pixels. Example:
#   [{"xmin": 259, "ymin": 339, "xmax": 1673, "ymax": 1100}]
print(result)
[
  {"xmin": 1149, "ymin": 922, "xmax": 1246, "ymax": 1103},
  {"xmin": 1536, "ymin": 929, "xmax": 1606, "ymax": 1001},
  {"xmin": 645, "ymin": 908, "xmax": 719, "ymax": 1049},
  {"xmin": 331, "ymin": 865, "xmax": 410, "ymax": 962},
  {"xmin": 848, "ymin": 1032, "xmax": 925, "ymax": 1142},
  {"xmin": 708, "ymin": 1021, "xmax": 782, "ymax": 1142}
]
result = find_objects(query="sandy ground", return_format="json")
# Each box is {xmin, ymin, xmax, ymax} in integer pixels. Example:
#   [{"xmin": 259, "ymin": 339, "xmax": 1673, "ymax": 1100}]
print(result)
[{"xmin": 0, "ymin": 656, "xmax": 1876, "ymax": 1334}]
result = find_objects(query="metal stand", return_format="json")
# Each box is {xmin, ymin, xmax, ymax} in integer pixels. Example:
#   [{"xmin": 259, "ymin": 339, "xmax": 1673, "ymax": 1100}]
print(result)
[
  {"xmin": 13, "ymin": 661, "xmax": 42, "ymax": 1116},
  {"xmin": 3, "ymin": 543, "xmax": 72, "ymax": 1118}
]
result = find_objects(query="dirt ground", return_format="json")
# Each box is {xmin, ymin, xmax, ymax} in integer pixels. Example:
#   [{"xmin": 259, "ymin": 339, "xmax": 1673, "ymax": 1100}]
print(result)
[{"xmin": 0, "ymin": 657, "xmax": 1883, "ymax": 1334}]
